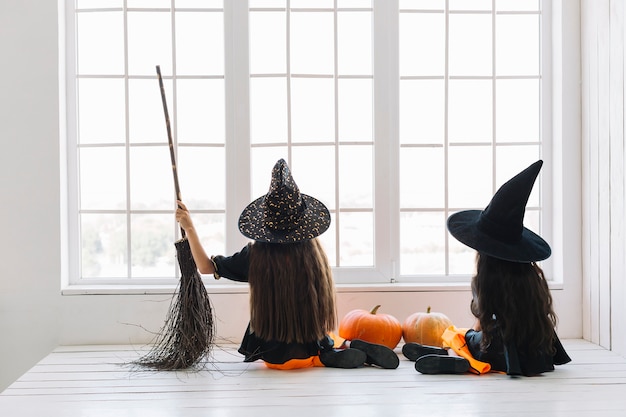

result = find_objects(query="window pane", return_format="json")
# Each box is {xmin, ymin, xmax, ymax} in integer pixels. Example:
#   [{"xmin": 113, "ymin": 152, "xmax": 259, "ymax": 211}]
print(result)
[
  {"xmin": 250, "ymin": 77, "xmax": 288, "ymax": 144},
  {"xmin": 177, "ymin": 146, "xmax": 226, "ymax": 210},
  {"xmin": 187, "ymin": 213, "xmax": 227, "ymax": 259},
  {"xmin": 337, "ymin": 11, "xmax": 372, "ymax": 76},
  {"xmin": 448, "ymin": 79, "xmax": 492, "ymax": 143},
  {"xmin": 129, "ymin": 146, "xmax": 175, "ymax": 210},
  {"xmin": 176, "ymin": 12, "xmax": 224, "ymax": 76},
  {"xmin": 291, "ymin": 0, "xmax": 334, "ymax": 9},
  {"xmin": 130, "ymin": 214, "xmax": 175, "ymax": 278},
  {"xmin": 400, "ymin": 212, "xmax": 446, "ymax": 275},
  {"xmin": 496, "ymin": 14, "xmax": 539, "ymax": 76},
  {"xmin": 128, "ymin": 78, "xmax": 173, "ymax": 144},
  {"xmin": 449, "ymin": 14, "xmax": 492, "ymax": 76},
  {"xmin": 127, "ymin": 0, "xmax": 170, "ymax": 8},
  {"xmin": 400, "ymin": 79, "xmax": 445, "ymax": 144},
  {"xmin": 290, "ymin": 12, "xmax": 334, "ymax": 75},
  {"xmin": 77, "ymin": 0, "xmax": 123, "ymax": 9},
  {"xmin": 291, "ymin": 78, "xmax": 335, "ymax": 142},
  {"xmin": 80, "ymin": 147, "xmax": 127, "ymax": 210},
  {"xmin": 448, "ymin": 236, "xmax": 475, "ymax": 275},
  {"xmin": 496, "ymin": 79, "xmax": 539, "ymax": 142},
  {"xmin": 251, "ymin": 147, "xmax": 289, "ymax": 198},
  {"xmin": 496, "ymin": 145, "xmax": 541, "ymax": 206},
  {"xmin": 496, "ymin": 0, "xmax": 540, "ymax": 12},
  {"xmin": 524, "ymin": 210, "xmax": 540, "ymax": 237},
  {"xmin": 81, "ymin": 213, "xmax": 127, "ymax": 279},
  {"xmin": 339, "ymin": 145, "xmax": 373, "ymax": 208},
  {"xmin": 249, "ymin": 0, "xmax": 285, "ymax": 7},
  {"xmin": 338, "ymin": 79, "xmax": 372, "ymax": 141},
  {"xmin": 399, "ymin": 0, "xmax": 443, "ymax": 10},
  {"xmin": 291, "ymin": 146, "xmax": 336, "ymax": 208},
  {"xmin": 176, "ymin": 79, "xmax": 225, "ymax": 144},
  {"xmin": 400, "ymin": 147, "xmax": 444, "ymax": 208},
  {"xmin": 127, "ymin": 11, "xmax": 172, "ymax": 76},
  {"xmin": 318, "ymin": 213, "xmax": 337, "ymax": 266},
  {"xmin": 339, "ymin": 212, "xmax": 374, "ymax": 266},
  {"xmin": 78, "ymin": 78, "xmax": 126, "ymax": 144},
  {"xmin": 338, "ymin": 0, "xmax": 372, "ymax": 7},
  {"xmin": 449, "ymin": 0, "xmax": 491, "ymax": 10},
  {"xmin": 399, "ymin": 13, "xmax": 445, "ymax": 76},
  {"xmin": 250, "ymin": 11, "xmax": 286, "ymax": 74},
  {"xmin": 448, "ymin": 146, "xmax": 492, "ymax": 209},
  {"xmin": 176, "ymin": 0, "xmax": 223, "ymax": 8},
  {"xmin": 77, "ymin": 11, "xmax": 124, "ymax": 75}
]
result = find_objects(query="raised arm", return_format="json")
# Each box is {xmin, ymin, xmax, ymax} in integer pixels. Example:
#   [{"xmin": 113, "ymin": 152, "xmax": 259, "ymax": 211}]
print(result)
[{"xmin": 175, "ymin": 200, "xmax": 215, "ymax": 275}]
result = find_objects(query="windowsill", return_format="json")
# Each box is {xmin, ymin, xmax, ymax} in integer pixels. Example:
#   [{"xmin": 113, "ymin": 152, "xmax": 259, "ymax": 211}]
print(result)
[{"xmin": 61, "ymin": 281, "xmax": 565, "ymax": 296}]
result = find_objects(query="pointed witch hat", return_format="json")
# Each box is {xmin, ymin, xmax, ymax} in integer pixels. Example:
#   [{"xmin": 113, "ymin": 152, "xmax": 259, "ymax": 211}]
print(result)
[
  {"xmin": 238, "ymin": 158, "xmax": 331, "ymax": 243},
  {"xmin": 446, "ymin": 160, "xmax": 551, "ymax": 263}
]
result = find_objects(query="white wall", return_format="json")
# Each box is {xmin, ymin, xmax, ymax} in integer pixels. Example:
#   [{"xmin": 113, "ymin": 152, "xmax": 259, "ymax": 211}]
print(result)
[
  {"xmin": 0, "ymin": 0, "xmax": 62, "ymax": 393},
  {"xmin": 581, "ymin": 0, "xmax": 626, "ymax": 356},
  {"xmin": 0, "ymin": 0, "xmax": 587, "ymax": 393}
]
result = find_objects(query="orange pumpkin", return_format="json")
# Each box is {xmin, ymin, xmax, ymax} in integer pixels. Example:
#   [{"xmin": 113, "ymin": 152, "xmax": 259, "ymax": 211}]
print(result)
[
  {"xmin": 402, "ymin": 306, "xmax": 453, "ymax": 347},
  {"xmin": 338, "ymin": 305, "xmax": 402, "ymax": 349}
]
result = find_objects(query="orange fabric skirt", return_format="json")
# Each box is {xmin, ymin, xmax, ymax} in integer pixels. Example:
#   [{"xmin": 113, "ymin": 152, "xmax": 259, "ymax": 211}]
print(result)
[
  {"xmin": 263, "ymin": 332, "xmax": 344, "ymax": 370},
  {"xmin": 264, "ymin": 356, "xmax": 324, "ymax": 370}
]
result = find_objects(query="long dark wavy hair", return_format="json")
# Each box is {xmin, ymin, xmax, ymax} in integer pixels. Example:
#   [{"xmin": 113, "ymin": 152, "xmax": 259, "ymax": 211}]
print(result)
[
  {"xmin": 470, "ymin": 253, "xmax": 557, "ymax": 356},
  {"xmin": 247, "ymin": 238, "xmax": 337, "ymax": 344}
]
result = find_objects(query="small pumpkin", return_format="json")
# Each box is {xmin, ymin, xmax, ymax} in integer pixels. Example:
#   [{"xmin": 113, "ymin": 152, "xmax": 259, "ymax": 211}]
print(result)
[
  {"xmin": 402, "ymin": 306, "xmax": 453, "ymax": 347},
  {"xmin": 338, "ymin": 305, "xmax": 402, "ymax": 349}
]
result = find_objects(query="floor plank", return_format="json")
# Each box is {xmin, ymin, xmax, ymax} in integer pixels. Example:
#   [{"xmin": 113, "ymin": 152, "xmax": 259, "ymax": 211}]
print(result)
[{"xmin": 1, "ymin": 340, "xmax": 625, "ymax": 417}]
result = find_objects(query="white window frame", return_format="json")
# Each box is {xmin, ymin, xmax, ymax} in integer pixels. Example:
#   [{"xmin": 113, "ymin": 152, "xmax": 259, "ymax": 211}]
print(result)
[{"xmin": 63, "ymin": 0, "xmax": 562, "ymax": 292}]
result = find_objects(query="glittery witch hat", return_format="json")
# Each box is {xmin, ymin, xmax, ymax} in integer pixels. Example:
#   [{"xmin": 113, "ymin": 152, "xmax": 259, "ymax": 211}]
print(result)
[{"xmin": 238, "ymin": 159, "xmax": 331, "ymax": 243}]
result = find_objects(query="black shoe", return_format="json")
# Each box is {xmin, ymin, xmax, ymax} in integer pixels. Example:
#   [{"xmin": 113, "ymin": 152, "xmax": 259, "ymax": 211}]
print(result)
[
  {"xmin": 350, "ymin": 339, "xmax": 400, "ymax": 369},
  {"xmin": 319, "ymin": 348, "xmax": 366, "ymax": 369},
  {"xmin": 402, "ymin": 343, "xmax": 448, "ymax": 361},
  {"xmin": 415, "ymin": 354, "xmax": 470, "ymax": 374}
]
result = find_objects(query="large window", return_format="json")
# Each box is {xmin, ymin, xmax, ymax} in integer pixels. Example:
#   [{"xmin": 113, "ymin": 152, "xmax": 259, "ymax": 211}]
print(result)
[{"xmin": 65, "ymin": 0, "xmax": 548, "ymax": 286}]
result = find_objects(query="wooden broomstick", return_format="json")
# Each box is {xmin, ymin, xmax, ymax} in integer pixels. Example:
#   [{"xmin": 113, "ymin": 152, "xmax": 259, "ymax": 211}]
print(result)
[{"xmin": 133, "ymin": 66, "xmax": 216, "ymax": 370}]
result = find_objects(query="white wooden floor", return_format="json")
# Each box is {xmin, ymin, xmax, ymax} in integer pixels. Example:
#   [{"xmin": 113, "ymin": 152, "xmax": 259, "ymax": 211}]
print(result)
[{"xmin": 0, "ymin": 339, "xmax": 625, "ymax": 417}]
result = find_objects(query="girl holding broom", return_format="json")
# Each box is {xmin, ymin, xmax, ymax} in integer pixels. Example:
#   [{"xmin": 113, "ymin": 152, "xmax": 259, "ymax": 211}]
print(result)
[
  {"xmin": 176, "ymin": 158, "xmax": 398, "ymax": 370},
  {"xmin": 403, "ymin": 160, "xmax": 571, "ymax": 376}
]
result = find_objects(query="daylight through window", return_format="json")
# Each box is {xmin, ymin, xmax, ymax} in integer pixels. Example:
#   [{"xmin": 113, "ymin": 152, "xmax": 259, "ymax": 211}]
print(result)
[{"xmin": 66, "ymin": 0, "xmax": 547, "ymax": 285}]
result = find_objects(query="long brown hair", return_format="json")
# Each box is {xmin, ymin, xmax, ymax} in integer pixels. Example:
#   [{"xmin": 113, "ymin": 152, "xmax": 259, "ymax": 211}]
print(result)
[
  {"xmin": 247, "ymin": 238, "xmax": 337, "ymax": 344},
  {"xmin": 471, "ymin": 253, "xmax": 557, "ymax": 356}
]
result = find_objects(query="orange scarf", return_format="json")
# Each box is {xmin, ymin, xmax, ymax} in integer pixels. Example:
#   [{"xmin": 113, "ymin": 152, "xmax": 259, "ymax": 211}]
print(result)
[{"xmin": 441, "ymin": 325, "xmax": 491, "ymax": 375}]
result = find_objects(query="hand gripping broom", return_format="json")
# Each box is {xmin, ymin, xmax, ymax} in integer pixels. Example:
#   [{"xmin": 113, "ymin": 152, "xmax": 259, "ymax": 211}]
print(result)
[{"xmin": 133, "ymin": 66, "xmax": 216, "ymax": 370}]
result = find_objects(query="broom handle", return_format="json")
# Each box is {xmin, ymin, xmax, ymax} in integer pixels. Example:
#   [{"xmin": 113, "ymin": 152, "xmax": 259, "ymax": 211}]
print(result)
[{"xmin": 156, "ymin": 65, "xmax": 186, "ymax": 239}]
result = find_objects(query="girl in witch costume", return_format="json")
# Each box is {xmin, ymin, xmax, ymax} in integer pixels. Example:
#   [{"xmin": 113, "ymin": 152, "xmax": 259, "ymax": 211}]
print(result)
[
  {"xmin": 176, "ymin": 158, "xmax": 398, "ymax": 370},
  {"xmin": 403, "ymin": 160, "xmax": 571, "ymax": 376}
]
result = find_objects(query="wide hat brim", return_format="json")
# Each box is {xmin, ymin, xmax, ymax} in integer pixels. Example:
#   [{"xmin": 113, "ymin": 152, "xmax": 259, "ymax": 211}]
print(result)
[
  {"xmin": 447, "ymin": 210, "xmax": 551, "ymax": 263},
  {"xmin": 238, "ymin": 193, "xmax": 331, "ymax": 244}
]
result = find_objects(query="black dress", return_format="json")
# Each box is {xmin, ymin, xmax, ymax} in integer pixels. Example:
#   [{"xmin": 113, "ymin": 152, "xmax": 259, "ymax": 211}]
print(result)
[
  {"xmin": 212, "ymin": 244, "xmax": 327, "ymax": 364},
  {"xmin": 465, "ymin": 328, "xmax": 571, "ymax": 376}
]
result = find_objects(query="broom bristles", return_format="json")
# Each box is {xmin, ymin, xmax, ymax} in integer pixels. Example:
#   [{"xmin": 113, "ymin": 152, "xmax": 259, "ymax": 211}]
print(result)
[{"xmin": 133, "ymin": 238, "xmax": 216, "ymax": 370}]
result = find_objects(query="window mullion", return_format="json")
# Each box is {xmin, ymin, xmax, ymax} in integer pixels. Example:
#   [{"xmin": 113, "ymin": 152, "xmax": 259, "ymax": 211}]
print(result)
[
  {"xmin": 123, "ymin": 0, "xmax": 132, "ymax": 280},
  {"xmin": 444, "ymin": 0, "xmax": 450, "ymax": 275},
  {"xmin": 373, "ymin": 0, "xmax": 399, "ymax": 282},
  {"xmin": 224, "ymin": 0, "xmax": 251, "ymax": 255},
  {"xmin": 66, "ymin": 0, "xmax": 80, "ymax": 285},
  {"xmin": 333, "ymin": 3, "xmax": 341, "ymax": 267}
]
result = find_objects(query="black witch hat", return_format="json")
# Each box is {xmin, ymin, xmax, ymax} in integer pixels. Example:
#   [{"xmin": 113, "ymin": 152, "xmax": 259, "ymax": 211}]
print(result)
[
  {"xmin": 238, "ymin": 159, "xmax": 331, "ymax": 243},
  {"xmin": 446, "ymin": 160, "xmax": 551, "ymax": 263}
]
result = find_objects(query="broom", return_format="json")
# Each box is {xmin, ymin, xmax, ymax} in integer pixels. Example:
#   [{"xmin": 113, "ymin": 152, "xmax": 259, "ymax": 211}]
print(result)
[{"xmin": 133, "ymin": 65, "xmax": 216, "ymax": 370}]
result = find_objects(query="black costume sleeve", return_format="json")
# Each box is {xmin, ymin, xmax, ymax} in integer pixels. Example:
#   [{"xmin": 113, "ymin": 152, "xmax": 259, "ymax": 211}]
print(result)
[{"xmin": 212, "ymin": 244, "xmax": 251, "ymax": 282}]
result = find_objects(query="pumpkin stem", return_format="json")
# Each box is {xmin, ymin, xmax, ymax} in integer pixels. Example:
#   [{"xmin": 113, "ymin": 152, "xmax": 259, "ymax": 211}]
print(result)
[
  {"xmin": 427, "ymin": 306, "xmax": 431, "ymax": 314},
  {"xmin": 370, "ymin": 305, "xmax": 382, "ymax": 315}
]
